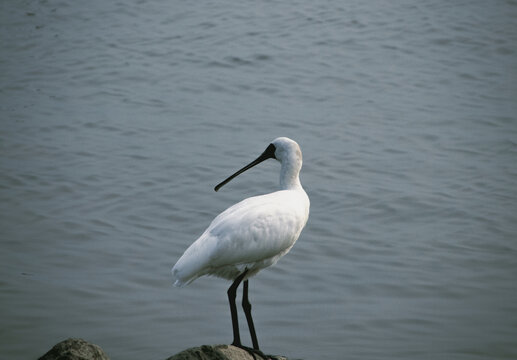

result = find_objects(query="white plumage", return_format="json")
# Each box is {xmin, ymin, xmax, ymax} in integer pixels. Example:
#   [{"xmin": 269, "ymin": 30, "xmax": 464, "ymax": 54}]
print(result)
[
  {"xmin": 172, "ymin": 189, "xmax": 309, "ymax": 286},
  {"xmin": 171, "ymin": 137, "xmax": 309, "ymax": 286},
  {"xmin": 170, "ymin": 137, "xmax": 309, "ymax": 352}
]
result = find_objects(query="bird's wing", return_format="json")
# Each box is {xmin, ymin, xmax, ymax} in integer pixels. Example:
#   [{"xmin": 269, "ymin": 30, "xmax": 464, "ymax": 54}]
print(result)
[
  {"xmin": 205, "ymin": 191, "xmax": 308, "ymax": 267},
  {"xmin": 172, "ymin": 190, "xmax": 309, "ymax": 286}
]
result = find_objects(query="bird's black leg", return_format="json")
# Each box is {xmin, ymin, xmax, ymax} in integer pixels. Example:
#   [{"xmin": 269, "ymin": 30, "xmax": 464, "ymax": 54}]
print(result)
[
  {"xmin": 242, "ymin": 279, "xmax": 260, "ymax": 350},
  {"xmin": 227, "ymin": 270, "xmax": 248, "ymax": 347}
]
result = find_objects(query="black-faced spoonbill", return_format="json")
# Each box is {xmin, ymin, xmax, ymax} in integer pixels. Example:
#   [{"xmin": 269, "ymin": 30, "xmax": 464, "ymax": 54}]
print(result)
[{"xmin": 171, "ymin": 137, "xmax": 310, "ymax": 355}]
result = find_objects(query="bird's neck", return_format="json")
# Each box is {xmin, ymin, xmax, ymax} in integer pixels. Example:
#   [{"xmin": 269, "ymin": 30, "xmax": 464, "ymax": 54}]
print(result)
[{"xmin": 279, "ymin": 161, "xmax": 303, "ymax": 190}]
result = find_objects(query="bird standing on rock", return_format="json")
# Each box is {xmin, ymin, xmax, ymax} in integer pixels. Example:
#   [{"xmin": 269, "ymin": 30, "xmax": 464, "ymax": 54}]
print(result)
[{"xmin": 171, "ymin": 137, "xmax": 310, "ymax": 356}]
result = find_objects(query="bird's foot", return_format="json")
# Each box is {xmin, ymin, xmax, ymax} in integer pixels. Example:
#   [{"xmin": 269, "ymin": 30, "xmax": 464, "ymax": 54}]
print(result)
[{"xmin": 231, "ymin": 343, "xmax": 272, "ymax": 360}]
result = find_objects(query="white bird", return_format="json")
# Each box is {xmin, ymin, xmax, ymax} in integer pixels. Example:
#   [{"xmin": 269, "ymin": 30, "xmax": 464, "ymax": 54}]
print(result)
[{"xmin": 171, "ymin": 137, "xmax": 310, "ymax": 354}]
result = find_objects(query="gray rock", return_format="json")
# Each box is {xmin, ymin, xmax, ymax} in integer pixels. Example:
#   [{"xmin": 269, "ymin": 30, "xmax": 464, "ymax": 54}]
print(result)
[
  {"xmin": 166, "ymin": 344, "xmax": 288, "ymax": 360},
  {"xmin": 39, "ymin": 339, "xmax": 289, "ymax": 360},
  {"xmin": 38, "ymin": 338, "xmax": 110, "ymax": 360}
]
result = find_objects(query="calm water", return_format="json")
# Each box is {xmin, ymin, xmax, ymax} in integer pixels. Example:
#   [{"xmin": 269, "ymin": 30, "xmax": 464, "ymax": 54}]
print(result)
[{"xmin": 1, "ymin": 1, "xmax": 516, "ymax": 359}]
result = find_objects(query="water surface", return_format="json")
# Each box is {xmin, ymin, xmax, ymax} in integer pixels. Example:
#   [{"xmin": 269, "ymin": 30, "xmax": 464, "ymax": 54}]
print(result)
[{"xmin": 1, "ymin": 1, "xmax": 516, "ymax": 359}]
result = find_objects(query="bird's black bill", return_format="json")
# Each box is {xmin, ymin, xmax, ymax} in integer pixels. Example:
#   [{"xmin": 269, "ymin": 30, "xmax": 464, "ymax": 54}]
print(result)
[{"xmin": 214, "ymin": 143, "xmax": 276, "ymax": 192}]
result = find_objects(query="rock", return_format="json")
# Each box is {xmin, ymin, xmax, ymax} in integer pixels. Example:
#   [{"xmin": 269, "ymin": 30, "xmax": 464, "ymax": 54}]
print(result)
[
  {"xmin": 38, "ymin": 338, "xmax": 110, "ymax": 360},
  {"xmin": 39, "ymin": 339, "xmax": 289, "ymax": 360},
  {"xmin": 166, "ymin": 344, "xmax": 288, "ymax": 360}
]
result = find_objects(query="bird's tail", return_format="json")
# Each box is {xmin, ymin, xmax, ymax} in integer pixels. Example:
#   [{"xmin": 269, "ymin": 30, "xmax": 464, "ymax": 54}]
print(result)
[
  {"xmin": 171, "ymin": 233, "xmax": 216, "ymax": 287},
  {"xmin": 171, "ymin": 266, "xmax": 188, "ymax": 287},
  {"xmin": 171, "ymin": 266, "xmax": 201, "ymax": 287},
  {"xmin": 171, "ymin": 252, "xmax": 205, "ymax": 287}
]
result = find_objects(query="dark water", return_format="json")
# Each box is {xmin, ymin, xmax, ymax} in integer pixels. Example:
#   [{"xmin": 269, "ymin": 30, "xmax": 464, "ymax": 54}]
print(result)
[{"xmin": 1, "ymin": 1, "xmax": 516, "ymax": 359}]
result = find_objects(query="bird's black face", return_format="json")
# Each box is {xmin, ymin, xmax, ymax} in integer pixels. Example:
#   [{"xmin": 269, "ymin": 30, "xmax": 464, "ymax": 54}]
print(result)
[{"xmin": 214, "ymin": 143, "xmax": 276, "ymax": 192}]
